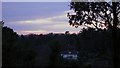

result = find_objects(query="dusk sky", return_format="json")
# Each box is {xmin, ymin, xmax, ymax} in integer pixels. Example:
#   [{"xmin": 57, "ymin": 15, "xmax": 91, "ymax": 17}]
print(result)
[{"xmin": 2, "ymin": 2, "xmax": 83, "ymax": 35}]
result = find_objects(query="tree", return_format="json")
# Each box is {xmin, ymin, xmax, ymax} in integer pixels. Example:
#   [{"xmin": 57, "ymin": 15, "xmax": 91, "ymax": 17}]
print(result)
[
  {"xmin": 67, "ymin": 1, "xmax": 120, "ymax": 68},
  {"xmin": 2, "ymin": 26, "xmax": 18, "ymax": 66},
  {"xmin": 67, "ymin": 1, "xmax": 120, "ymax": 29},
  {"xmin": 65, "ymin": 31, "xmax": 70, "ymax": 34}
]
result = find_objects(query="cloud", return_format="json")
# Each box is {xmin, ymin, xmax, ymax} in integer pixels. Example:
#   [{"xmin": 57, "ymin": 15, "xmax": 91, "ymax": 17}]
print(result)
[
  {"xmin": 10, "ymin": 13, "xmax": 67, "ymax": 25},
  {"xmin": 7, "ymin": 10, "xmax": 82, "ymax": 35},
  {"xmin": 17, "ymin": 30, "xmax": 47, "ymax": 35}
]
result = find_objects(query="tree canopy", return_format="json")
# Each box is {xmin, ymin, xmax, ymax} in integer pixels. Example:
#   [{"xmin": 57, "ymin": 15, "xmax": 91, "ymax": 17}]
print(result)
[
  {"xmin": 67, "ymin": 1, "xmax": 120, "ymax": 68},
  {"xmin": 67, "ymin": 1, "xmax": 120, "ymax": 29}
]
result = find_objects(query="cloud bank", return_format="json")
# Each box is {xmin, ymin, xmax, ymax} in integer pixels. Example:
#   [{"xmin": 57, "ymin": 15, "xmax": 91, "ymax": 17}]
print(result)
[{"xmin": 7, "ymin": 11, "xmax": 82, "ymax": 35}]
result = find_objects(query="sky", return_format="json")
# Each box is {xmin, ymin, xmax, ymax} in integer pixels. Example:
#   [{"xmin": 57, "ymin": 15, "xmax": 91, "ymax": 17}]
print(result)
[
  {"xmin": 2, "ymin": 0, "xmax": 71, "ymax": 2},
  {"xmin": 2, "ymin": 0, "xmax": 113, "ymax": 2},
  {"xmin": 2, "ymin": 2, "xmax": 83, "ymax": 35}
]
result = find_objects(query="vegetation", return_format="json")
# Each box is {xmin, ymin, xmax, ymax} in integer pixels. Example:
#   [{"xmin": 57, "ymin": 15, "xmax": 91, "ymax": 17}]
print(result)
[
  {"xmin": 67, "ymin": 1, "xmax": 120, "ymax": 68},
  {"xmin": 2, "ymin": 26, "xmax": 120, "ymax": 68}
]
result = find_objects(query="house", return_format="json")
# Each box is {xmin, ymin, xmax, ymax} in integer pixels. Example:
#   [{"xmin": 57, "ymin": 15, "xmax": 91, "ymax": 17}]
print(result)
[{"xmin": 60, "ymin": 50, "xmax": 79, "ymax": 60}]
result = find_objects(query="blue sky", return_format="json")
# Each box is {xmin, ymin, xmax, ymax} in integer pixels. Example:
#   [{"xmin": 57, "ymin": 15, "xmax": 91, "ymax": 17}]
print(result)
[{"xmin": 2, "ymin": 2, "xmax": 82, "ymax": 35}]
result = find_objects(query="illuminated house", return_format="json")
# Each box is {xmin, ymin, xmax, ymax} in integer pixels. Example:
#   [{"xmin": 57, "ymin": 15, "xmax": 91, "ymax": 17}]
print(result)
[
  {"xmin": 59, "ymin": 44, "xmax": 79, "ymax": 60},
  {"xmin": 60, "ymin": 51, "xmax": 79, "ymax": 60}
]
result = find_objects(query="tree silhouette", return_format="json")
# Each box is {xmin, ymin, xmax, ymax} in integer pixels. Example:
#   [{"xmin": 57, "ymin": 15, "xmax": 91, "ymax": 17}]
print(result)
[
  {"xmin": 2, "ymin": 26, "xmax": 18, "ymax": 66},
  {"xmin": 67, "ymin": 1, "xmax": 120, "ymax": 68},
  {"xmin": 67, "ymin": 2, "xmax": 120, "ymax": 29},
  {"xmin": 3, "ymin": 25, "xmax": 119, "ymax": 67}
]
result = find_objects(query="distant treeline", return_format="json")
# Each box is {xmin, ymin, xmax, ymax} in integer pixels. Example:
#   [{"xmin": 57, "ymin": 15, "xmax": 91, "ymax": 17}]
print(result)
[{"xmin": 2, "ymin": 26, "xmax": 120, "ymax": 68}]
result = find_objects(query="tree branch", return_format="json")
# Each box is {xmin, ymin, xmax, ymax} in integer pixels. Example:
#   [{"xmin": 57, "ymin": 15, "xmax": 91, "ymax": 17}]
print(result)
[
  {"xmin": 116, "ymin": 3, "xmax": 120, "ymax": 11},
  {"xmin": 117, "ymin": 10, "xmax": 120, "ymax": 15},
  {"xmin": 92, "ymin": 22, "xmax": 99, "ymax": 30}
]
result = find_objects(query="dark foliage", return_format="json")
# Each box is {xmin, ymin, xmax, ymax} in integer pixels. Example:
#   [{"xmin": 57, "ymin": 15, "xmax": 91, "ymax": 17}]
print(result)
[
  {"xmin": 2, "ymin": 26, "xmax": 120, "ymax": 68},
  {"xmin": 67, "ymin": 1, "xmax": 120, "ymax": 68},
  {"xmin": 67, "ymin": 2, "xmax": 120, "ymax": 29}
]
